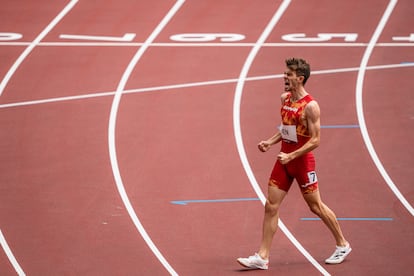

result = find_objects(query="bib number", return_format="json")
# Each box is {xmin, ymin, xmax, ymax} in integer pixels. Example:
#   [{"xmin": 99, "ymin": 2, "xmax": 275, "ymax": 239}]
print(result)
[
  {"xmin": 307, "ymin": 171, "xmax": 318, "ymax": 184},
  {"xmin": 301, "ymin": 171, "xmax": 318, "ymax": 188},
  {"xmin": 280, "ymin": 124, "xmax": 298, "ymax": 143}
]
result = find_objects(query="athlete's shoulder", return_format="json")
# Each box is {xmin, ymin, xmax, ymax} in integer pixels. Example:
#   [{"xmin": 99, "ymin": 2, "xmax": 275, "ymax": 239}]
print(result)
[
  {"xmin": 281, "ymin": 92, "xmax": 290, "ymax": 103},
  {"xmin": 303, "ymin": 93, "xmax": 315, "ymax": 101},
  {"xmin": 305, "ymin": 100, "xmax": 320, "ymax": 116},
  {"xmin": 303, "ymin": 93, "xmax": 318, "ymax": 105}
]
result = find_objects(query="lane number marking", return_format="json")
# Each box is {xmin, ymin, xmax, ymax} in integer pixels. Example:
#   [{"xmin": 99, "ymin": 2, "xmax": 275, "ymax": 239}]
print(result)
[
  {"xmin": 282, "ymin": 33, "xmax": 358, "ymax": 42},
  {"xmin": 59, "ymin": 33, "xmax": 136, "ymax": 42},
  {"xmin": 170, "ymin": 33, "xmax": 245, "ymax": 42}
]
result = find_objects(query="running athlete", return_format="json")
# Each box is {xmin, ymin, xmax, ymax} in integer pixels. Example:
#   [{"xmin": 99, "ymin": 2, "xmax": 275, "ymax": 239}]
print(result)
[{"xmin": 237, "ymin": 58, "xmax": 351, "ymax": 270}]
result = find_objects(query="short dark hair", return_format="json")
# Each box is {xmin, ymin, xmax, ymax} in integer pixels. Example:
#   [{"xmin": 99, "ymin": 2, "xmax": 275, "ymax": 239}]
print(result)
[{"xmin": 285, "ymin": 58, "xmax": 311, "ymax": 85}]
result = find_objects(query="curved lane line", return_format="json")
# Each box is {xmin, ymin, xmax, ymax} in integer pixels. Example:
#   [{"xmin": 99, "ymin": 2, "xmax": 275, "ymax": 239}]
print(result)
[
  {"xmin": 355, "ymin": 0, "xmax": 414, "ymax": 216},
  {"xmin": 0, "ymin": 2, "xmax": 78, "ymax": 275},
  {"xmin": 0, "ymin": 0, "xmax": 79, "ymax": 96},
  {"xmin": 0, "ymin": 230, "xmax": 25, "ymax": 276},
  {"xmin": 108, "ymin": 1, "xmax": 184, "ymax": 275},
  {"xmin": 232, "ymin": 1, "xmax": 331, "ymax": 275}
]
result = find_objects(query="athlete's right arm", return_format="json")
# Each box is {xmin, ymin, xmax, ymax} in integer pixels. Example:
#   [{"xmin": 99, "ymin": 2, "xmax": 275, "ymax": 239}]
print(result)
[
  {"xmin": 258, "ymin": 132, "xmax": 282, "ymax": 152},
  {"xmin": 258, "ymin": 93, "xmax": 288, "ymax": 152}
]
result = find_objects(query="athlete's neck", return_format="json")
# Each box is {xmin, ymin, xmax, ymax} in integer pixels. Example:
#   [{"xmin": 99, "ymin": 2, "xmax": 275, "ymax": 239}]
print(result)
[{"xmin": 290, "ymin": 87, "xmax": 308, "ymax": 102}]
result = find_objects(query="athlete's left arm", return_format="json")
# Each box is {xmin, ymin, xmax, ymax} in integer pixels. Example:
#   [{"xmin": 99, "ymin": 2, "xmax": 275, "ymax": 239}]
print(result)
[{"xmin": 277, "ymin": 101, "xmax": 321, "ymax": 164}]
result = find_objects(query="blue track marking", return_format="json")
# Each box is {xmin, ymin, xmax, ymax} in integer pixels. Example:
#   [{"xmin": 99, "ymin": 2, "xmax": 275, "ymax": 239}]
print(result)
[
  {"xmin": 301, "ymin": 217, "xmax": 393, "ymax": 221},
  {"xmin": 171, "ymin": 199, "xmax": 393, "ymax": 221},
  {"xmin": 171, "ymin": 198, "xmax": 261, "ymax": 205},
  {"xmin": 321, "ymin": 124, "xmax": 360, "ymax": 129}
]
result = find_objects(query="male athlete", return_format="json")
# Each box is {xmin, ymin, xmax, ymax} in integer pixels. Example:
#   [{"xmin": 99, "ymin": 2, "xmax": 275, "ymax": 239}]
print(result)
[{"xmin": 237, "ymin": 58, "xmax": 351, "ymax": 270}]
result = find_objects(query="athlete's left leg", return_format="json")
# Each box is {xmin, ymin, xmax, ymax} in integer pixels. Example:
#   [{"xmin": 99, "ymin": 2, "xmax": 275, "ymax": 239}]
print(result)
[{"xmin": 302, "ymin": 190, "xmax": 347, "ymax": 247}]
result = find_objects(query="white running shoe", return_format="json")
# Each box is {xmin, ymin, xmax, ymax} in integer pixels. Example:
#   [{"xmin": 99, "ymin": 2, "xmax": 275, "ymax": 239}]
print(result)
[
  {"xmin": 237, "ymin": 253, "xmax": 269, "ymax": 270},
  {"xmin": 325, "ymin": 243, "xmax": 352, "ymax": 264}
]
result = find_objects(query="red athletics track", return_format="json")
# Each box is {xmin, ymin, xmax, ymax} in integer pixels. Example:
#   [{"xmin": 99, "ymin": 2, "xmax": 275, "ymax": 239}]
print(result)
[{"xmin": 0, "ymin": 0, "xmax": 413, "ymax": 275}]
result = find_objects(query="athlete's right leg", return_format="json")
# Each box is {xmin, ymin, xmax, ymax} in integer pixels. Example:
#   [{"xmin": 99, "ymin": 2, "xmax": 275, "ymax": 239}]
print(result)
[
  {"xmin": 237, "ymin": 161, "xmax": 290, "ymax": 269},
  {"xmin": 258, "ymin": 183, "xmax": 287, "ymax": 260},
  {"xmin": 237, "ymin": 184, "xmax": 287, "ymax": 270}
]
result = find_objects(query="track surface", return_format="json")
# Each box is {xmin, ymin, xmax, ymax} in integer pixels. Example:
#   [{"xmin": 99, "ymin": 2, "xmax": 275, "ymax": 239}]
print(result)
[{"xmin": 0, "ymin": 0, "xmax": 413, "ymax": 275}]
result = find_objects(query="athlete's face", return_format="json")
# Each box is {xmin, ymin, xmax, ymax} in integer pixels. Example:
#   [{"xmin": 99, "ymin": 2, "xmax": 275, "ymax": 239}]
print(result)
[{"xmin": 283, "ymin": 68, "xmax": 303, "ymax": 92}]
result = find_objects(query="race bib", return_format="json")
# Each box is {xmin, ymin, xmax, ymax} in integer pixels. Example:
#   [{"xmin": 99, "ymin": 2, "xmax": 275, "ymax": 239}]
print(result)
[
  {"xmin": 280, "ymin": 124, "xmax": 298, "ymax": 142},
  {"xmin": 301, "ymin": 171, "xmax": 318, "ymax": 188}
]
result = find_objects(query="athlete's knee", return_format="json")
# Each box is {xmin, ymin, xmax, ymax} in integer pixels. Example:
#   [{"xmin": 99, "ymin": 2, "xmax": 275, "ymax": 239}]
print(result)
[
  {"xmin": 309, "ymin": 202, "xmax": 334, "ymax": 220},
  {"xmin": 308, "ymin": 202, "xmax": 323, "ymax": 216},
  {"xmin": 265, "ymin": 199, "xmax": 280, "ymax": 216}
]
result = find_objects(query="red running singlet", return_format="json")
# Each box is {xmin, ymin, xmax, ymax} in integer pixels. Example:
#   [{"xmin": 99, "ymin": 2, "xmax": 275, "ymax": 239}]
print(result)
[{"xmin": 269, "ymin": 93, "xmax": 318, "ymax": 194}]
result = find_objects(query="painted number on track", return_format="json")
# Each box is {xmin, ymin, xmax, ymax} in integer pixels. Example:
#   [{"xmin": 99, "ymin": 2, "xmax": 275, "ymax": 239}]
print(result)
[
  {"xmin": 392, "ymin": 34, "xmax": 414, "ymax": 42},
  {"xmin": 282, "ymin": 33, "xmax": 358, "ymax": 42},
  {"xmin": 0, "ymin": 33, "xmax": 23, "ymax": 41},
  {"xmin": 170, "ymin": 33, "xmax": 245, "ymax": 42}
]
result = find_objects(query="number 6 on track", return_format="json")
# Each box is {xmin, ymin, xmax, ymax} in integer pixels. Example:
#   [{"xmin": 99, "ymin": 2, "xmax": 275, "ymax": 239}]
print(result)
[{"xmin": 170, "ymin": 33, "xmax": 245, "ymax": 42}]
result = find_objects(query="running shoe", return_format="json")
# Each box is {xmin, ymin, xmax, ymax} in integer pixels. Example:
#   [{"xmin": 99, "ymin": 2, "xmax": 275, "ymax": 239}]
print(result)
[
  {"xmin": 325, "ymin": 243, "xmax": 352, "ymax": 264},
  {"xmin": 237, "ymin": 253, "xmax": 269, "ymax": 270}
]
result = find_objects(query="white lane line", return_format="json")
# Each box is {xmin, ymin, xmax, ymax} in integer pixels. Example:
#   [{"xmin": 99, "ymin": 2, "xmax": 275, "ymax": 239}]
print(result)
[
  {"xmin": 356, "ymin": 0, "xmax": 414, "ymax": 216},
  {"xmin": 1, "ymin": 62, "xmax": 413, "ymax": 109},
  {"xmin": 232, "ymin": 1, "xmax": 330, "ymax": 275},
  {"xmin": 0, "ymin": 230, "xmax": 25, "ymax": 276},
  {"xmin": 0, "ymin": 2, "xmax": 78, "ymax": 274},
  {"xmin": 108, "ymin": 1, "xmax": 184, "ymax": 275},
  {"xmin": 0, "ymin": 0, "xmax": 79, "ymax": 96}
]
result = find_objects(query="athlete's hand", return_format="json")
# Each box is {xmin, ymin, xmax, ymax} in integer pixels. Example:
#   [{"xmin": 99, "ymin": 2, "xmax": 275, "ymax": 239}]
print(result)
[
  {"xmin": 277, "ymin": 152, "xmax": 293, "ymax": 164},
  {"xmin": 258, "ymin": 141, "xmax": 271, "ymax": 152}
]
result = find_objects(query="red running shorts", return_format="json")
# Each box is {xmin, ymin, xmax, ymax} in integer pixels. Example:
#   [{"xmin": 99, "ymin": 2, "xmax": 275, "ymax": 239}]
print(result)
[{"xmin": 269, "ymin": 152, "xmax": 318, "ymax": 194}]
